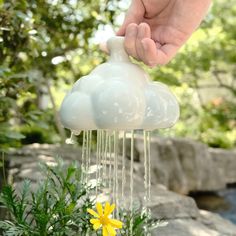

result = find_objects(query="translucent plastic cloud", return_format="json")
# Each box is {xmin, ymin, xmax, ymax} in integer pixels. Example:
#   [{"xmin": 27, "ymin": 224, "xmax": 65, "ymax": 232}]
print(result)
[{"xmin": 59, "ymin": 37, "xmax": 179, "ymax": 132}]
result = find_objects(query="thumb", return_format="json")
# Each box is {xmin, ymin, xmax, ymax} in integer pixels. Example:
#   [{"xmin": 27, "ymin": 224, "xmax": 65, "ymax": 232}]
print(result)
[{"xmin": 116, "ymin": 0, "xmax": 144, "ymax": 36}]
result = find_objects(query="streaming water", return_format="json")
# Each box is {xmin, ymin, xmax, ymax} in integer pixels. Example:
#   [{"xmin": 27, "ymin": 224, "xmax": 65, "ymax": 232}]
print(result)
[
  {"xmin": 104, "ymin": 132, "xmax": 109, "ymax": 187},
  {"xmin": 81, "ymin": 131, "xmax": 86, "ymax": 182},
  {"xmin": 130, "ymin": 130, "xmax": 134, "ymax": 235},
  {"xmin": 98, "ymin": 130, "xmax": 102, "ymax": 182},
  {"xmin": 121, "ymin": 131, "xmax": 126, "ymax": 203},
  {"xmin": 143, "ymin": 131, "xmax": 151, "ymax": 235},
  {"xmin": 95, "ymin": 130, "xmax": 101, "ymax": 198},
  {"xmin": 85, "ymin": 131, "xmax": 89, "ymax": 183},
  {"xmin": 100, "ymin": 130, "xmax": 104, "ymax": 187},
  {"xmin": 114, "ymin": 131, "xmax": 119, "ymax": 218},
  {"xmin": 101, "ymin": 130, "xmax": 107, "ymax": 188},
  {"xmin": 143, "ymin": 131, "xmax": 148, "ymax": 207},
  {"xmin": 108, "ymin": 134, "xmax": 112, "ymax": 192},
  {"xmin": 112, "ymin": 131, "xmax": 116, "ymax": 217},
  {"xmin": 65, "ymin": 131, "xmax": 75, "ymax": 144},
  {"xmin": 66, "ymin": 128, "xmax": 152, "ymax": 235},
  {"xmin": 88, "ymin": 131, "xmax": 92, "ymax": 180},
  {"xmin": 147, "ymin": 131, "xmax": 151, "ymax": 200}
]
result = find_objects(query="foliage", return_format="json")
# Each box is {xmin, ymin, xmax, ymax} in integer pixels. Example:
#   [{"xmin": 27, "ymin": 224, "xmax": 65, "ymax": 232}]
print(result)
[
  {"xmin": 0, "ymin": 0, "xmax": 235, "ymax": 149},
  {"xmin": 0, "ymin": 161, "xmax": 93, "ymax": 235},
  {"xmin": 0, "ymin": 161, "xmax": 164, "ymax": 236},
  {"xmin": 0, "ymin": 0, "xmax": 116, "ymax": 149},
  {"xmin": 151, "ymin": 0, "xmax": 236, "ymax": 148},
  {"xmin": 119, "ymin": 209, "xmax": 167, "ymax": 236}
]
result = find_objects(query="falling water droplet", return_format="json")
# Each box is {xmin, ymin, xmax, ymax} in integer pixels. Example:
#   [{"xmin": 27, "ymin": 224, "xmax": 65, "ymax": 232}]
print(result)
[{"xmin": 65, "ymin": 131, "xmax": 75, "ymax": 144}]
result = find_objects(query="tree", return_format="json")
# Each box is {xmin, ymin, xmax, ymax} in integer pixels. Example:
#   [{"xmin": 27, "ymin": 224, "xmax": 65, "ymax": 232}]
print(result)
[{"xmin": 0, "ymin": 0, "xmax": 117, "ymax": 149}]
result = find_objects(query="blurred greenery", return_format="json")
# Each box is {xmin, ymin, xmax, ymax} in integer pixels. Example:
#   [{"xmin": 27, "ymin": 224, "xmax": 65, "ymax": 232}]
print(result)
[
  {"xmin": 0, "ymin": 160, "xmax": 164, "ymax": 235},
  {"xmin": 149, "ymin": 0, "xmax": 236, "ymax": 148},
  {"xmin": 0, "ymin": 0, "xmax": 235, "ymax": 149}
]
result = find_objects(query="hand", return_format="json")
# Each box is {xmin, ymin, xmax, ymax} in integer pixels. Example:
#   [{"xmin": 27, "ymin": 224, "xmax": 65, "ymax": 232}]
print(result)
[{"xmin": 117, "ymin": 0, "xmax": 212, "ymax": 66}]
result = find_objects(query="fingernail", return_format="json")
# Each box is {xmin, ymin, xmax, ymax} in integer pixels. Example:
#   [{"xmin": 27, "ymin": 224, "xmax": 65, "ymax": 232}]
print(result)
[{"xmin": 138, "ymin": 23, "xmax": 149, "ymax": 38}]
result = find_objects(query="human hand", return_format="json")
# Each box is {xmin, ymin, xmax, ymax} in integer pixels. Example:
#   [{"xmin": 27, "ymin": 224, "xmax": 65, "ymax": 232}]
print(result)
[{"xmin": 117, "ymin": 0, "xmax": 212, "ymax": 66}]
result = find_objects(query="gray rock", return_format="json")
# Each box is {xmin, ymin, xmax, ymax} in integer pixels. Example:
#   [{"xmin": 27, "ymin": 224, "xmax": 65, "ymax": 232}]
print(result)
[
  {"xmin": 131, "ymin": 136, "xmax": 226, "ymax": 194},
  {"xmin": 4, "ymin": 142, "xmax": 236, "ymax": 236},
  {"xmin": 134, "ymin": 136, "xmax": 188, "ymax": 194},
  {"xmin": 209, "ymin": 148, "xmax": 236, "ymax": 184},
  {"xmin": 152, "ymin": 219, "xmax": 220, "ymax": 236},
  {"xmin": 199, "ymin": 210, "xmax": 236, "ymax": 236},
  {"xmin": 123, "ymin": 183, "xmax": 199, "ymax": 219},
  {"xmin": 147, "ymin": 186, "xmax": 199, "ymax": 219},
  {"xmin": 171, "ymin": 138, "xmax": 226, "ymax": 192}
]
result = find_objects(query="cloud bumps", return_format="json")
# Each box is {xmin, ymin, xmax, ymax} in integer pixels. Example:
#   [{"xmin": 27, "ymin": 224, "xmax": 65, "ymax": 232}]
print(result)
[{"xmin": 59, "ymin": 37, "xmax": 179, "ymax": 132}]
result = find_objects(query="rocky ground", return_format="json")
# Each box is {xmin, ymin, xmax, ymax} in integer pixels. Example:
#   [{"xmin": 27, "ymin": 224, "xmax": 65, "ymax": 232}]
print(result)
[{"xmin": 1, "ymin": 137, "xmax": 236, "ymax": 236}]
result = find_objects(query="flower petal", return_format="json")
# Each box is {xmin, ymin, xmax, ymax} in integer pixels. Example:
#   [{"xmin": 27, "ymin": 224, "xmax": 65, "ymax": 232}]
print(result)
[
  {"xmin": 105, "ymin": 203, "xmax": 115, "ymax": 216},
  {"xmin": 93, "ymin": 222, "xmax": 101, "ymax": 230},
  {"xmin": 103, "ymin": 225, "xmax": 109, "ymax": 236},
  {"xmin": 90, "ymin": 219, "xmax": 100, "ymax": 225},
  {"xmin": 106, "ymin": 224, "xmax": 117, "ymax": 235},
  {"xmin": 87, "ymin": 208, "xmax": 99, "ymax": 218},
  {"xmin": 96, "ymin": 202, "xmax": 103, "ymax": 216},
  {"xmin": 109, "ymin": 219, "xmax": 123, "ymax": 229},
  {"xmin": 104, "ymin": 202, "xmax": 111, "ymax": 216}
]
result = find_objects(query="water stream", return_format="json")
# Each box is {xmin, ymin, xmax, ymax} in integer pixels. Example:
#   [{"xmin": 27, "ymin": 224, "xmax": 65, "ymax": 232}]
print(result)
[{"xmin": 67, "ymin": 129, "xmax": 152, "ymax": 234}]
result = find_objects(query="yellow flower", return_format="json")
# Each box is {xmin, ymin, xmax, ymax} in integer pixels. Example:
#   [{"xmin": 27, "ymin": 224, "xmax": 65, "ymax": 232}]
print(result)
[{"xmin": 87, "ymin": 202, "xmax": 123, "ymax": 236}]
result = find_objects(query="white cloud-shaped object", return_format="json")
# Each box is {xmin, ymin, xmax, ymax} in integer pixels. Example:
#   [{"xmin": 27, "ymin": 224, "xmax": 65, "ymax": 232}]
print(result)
[{"xmin": 59, "ymin": 37, "xmax": 179, "ymax": 132}]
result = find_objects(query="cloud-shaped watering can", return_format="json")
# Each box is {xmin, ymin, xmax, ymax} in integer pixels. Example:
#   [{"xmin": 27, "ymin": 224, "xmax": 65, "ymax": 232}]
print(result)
[{"xmin": 59, "ymin": 36, "xmax": 179, "ymax": 132}]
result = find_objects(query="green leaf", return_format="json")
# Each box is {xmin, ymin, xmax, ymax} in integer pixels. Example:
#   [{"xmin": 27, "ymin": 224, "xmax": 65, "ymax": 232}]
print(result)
[{"xmin": 5, "ymin": 131, "xmax": 25, "ymax": 140}]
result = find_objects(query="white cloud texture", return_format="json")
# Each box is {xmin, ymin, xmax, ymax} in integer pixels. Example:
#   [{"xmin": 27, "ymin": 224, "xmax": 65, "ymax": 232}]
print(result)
[{"xmin": 59, "ymin": 37, "xmax": 179, "ymax": 132}]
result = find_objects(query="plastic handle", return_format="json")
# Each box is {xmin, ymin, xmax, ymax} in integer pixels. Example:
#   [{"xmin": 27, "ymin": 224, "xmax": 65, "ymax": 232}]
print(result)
[{"xmin": 107, "ymin": 36, "xmax": 130, "ymax": 62}]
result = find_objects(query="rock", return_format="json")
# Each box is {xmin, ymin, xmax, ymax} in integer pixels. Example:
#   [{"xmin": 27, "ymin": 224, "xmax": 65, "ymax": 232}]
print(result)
[
  {"xmin": 6, "ymin": 139, "xmax": 236, "ymax": 195},
  {"xmin": 3, "ymin": 143, "xmax": 236, "ymax": 236},
  {"xmin": 123, "ymin": 183, "xmax": 199, "ymax": 219},
  {"xmin": 146, "ymin": 186, "xmax": 199, "ymax": 219},
  {"xmin": 152, "ymin": 219, "xmax": 220, "ymax": 236},
  {"xmin": 171, "ymin": 138, "xmax": 225, "ymax": 192},
  {"xmin": 189, "ymin": 191, "xmax": 231, "ymax": 212},
  {"xmin": 131, "ymin": 136, "xmax": 225, "ymax": 194},
  {"xmin": 151, "ymin": 209, "xmax": 236, "ymax": 236},
  {"xmin": 209, "ymin": 148, "xmax": 236, "ymax": 184},
  {"xmin": 6, "ymin": 144, "xmax": 82, "ymax": 184},
  {"xmin": 199, "ymin": 210, "xmax": 236, "ymax": 236},
  {"xmin": 134, "ymin": 136, "xmax": 188, "ymax": 194}
]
